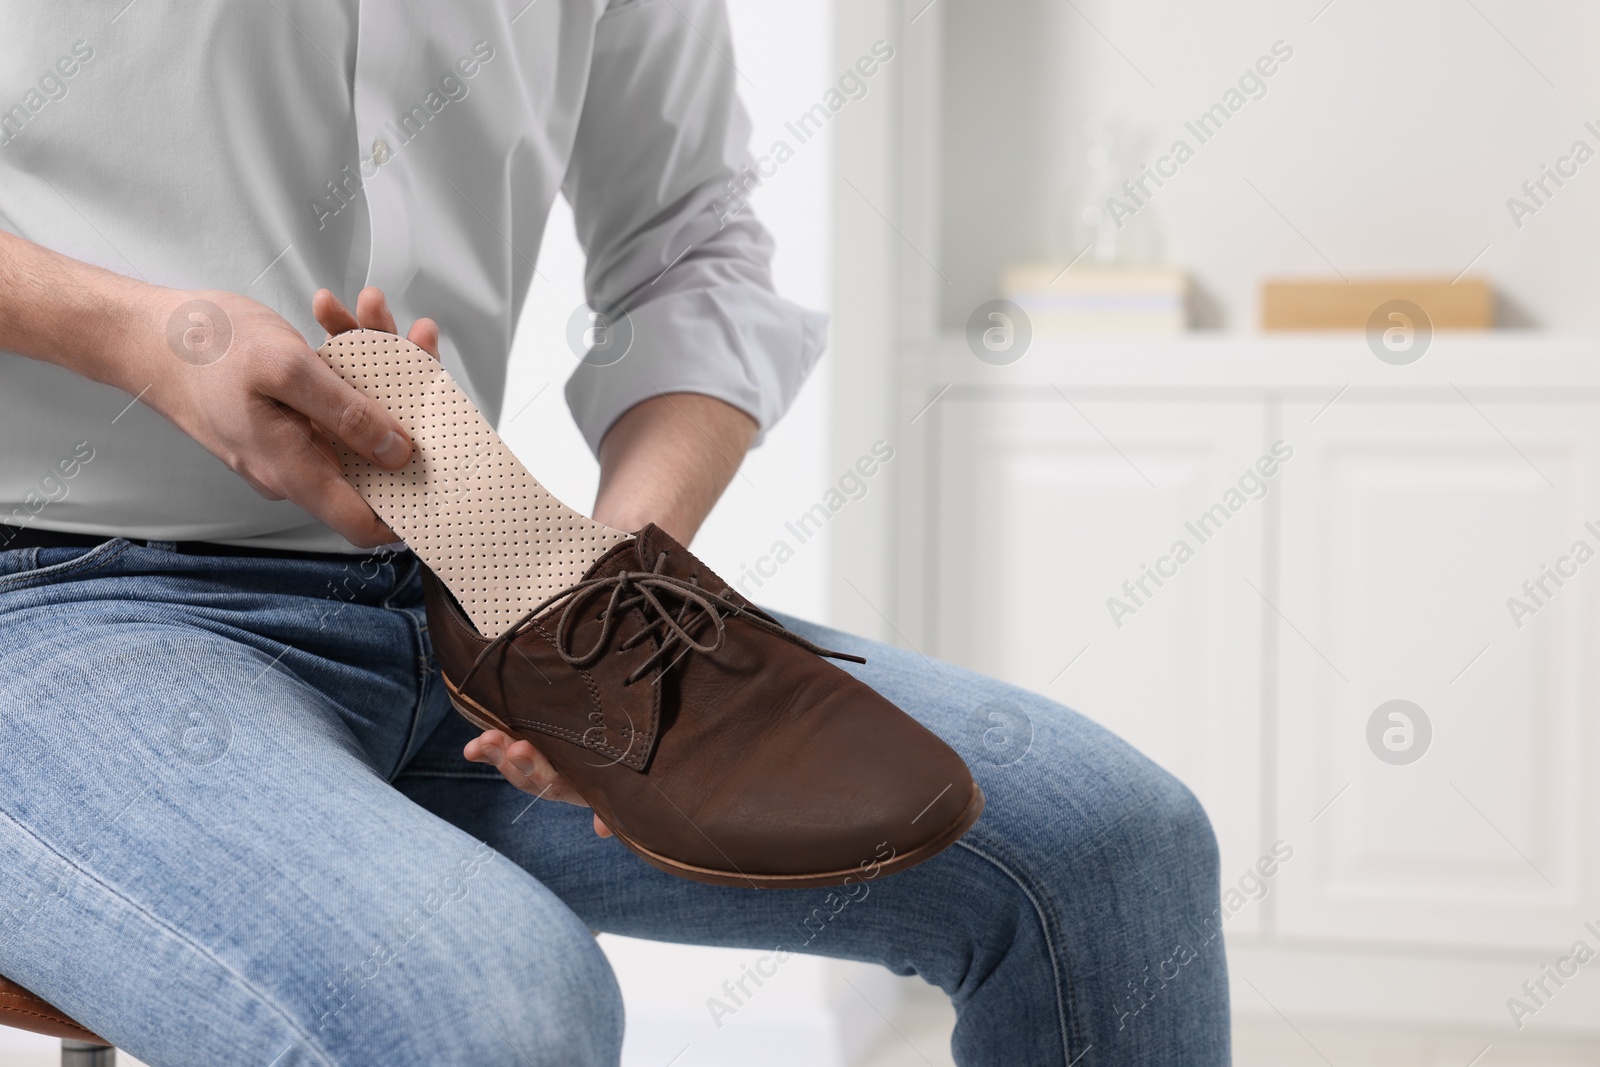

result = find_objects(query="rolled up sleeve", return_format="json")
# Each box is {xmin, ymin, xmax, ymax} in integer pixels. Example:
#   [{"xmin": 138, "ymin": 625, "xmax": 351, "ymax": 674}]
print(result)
[{"xmin": 560, "ymin": 0, "xmax": 828, "ymax": 456}]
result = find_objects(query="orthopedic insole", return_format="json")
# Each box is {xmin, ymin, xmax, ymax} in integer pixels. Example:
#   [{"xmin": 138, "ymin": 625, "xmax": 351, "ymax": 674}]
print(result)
[{"xmin": 317, "ymin": 329, "xmax": 631, "ymax": 638}]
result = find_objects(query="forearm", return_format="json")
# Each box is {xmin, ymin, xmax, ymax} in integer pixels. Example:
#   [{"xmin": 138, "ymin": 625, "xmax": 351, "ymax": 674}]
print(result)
[
  {"xmin": 0, "ymin": 229, "xmax": 149, "ymax": 391},
  {"xmin": 592, "ymin": 392, "xmax": 757, "ymax": 544}
]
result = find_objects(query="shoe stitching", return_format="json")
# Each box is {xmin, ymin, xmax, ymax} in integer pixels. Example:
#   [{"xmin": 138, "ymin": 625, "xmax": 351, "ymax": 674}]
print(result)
[
  {"xmin": 428, "ymin": 573, "xmax": 652, "ymax": 769},
  {"xmin": 542, "ymin": 617, "xmax": 653, "ymax": 769},
  {"xmin": 504, "ymin": 716, "xmax": 636, "ymax": 764},
  {"xmin": 496, "ymin": 617, "xmax": 652, "ymax": 767}
]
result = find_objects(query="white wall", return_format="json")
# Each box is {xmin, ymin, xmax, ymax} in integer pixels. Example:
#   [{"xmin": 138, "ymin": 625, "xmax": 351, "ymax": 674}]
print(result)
[
  {"xmin": 503, "ymin": 0, "xmax": 837, "ymax": 625},
  {"xmin": 938, "ymin": 0, "xmax": 1600, "ymax": 333}
]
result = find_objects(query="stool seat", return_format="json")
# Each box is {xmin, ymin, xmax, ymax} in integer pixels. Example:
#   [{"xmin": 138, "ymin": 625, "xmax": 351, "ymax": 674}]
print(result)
[{"xmin": 0, "ymin": 974, "xmax": 106, "ymax": 1044}]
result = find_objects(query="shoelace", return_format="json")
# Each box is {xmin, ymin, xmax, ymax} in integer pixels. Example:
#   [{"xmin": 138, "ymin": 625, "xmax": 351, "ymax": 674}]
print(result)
[{"xmin": 457, "ymin": 549, "xmax": 865, "ymax": 693}]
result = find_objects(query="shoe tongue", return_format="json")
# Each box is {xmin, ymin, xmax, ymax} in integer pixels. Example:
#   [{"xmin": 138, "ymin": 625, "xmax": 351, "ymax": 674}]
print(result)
[
  {"xmin": 629, "ymin": 523, "xmax": 675, "ymax": 569},
  {"xmin": 573, "ymin": 523, "xmax": 706, "ymax": 593}
]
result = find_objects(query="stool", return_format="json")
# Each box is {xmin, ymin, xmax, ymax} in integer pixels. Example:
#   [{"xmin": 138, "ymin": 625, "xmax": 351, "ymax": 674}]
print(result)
[{"xmin": 0, "ymin": 975, "xmax": 114, "ymax": 1065}]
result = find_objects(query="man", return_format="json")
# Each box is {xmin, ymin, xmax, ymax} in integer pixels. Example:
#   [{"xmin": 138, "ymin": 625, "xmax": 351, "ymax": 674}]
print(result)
[{"xmin": 0, "ymin": 2, "xmax": 1228, "ymax": 1064}]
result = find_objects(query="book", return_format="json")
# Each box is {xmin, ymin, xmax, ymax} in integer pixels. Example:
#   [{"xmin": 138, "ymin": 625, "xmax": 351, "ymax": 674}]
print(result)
[
  {"xmin": 1000, "ymin": 264, "xmax": 1189, "ymax": 334},
  {"xmin": 1261, "ymin": 277, "xmax": 1493, "ymax": 330}
]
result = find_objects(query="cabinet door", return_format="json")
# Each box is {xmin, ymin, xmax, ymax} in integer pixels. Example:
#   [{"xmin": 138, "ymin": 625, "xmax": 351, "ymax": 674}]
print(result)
[
  {"xmin": 931, "ymin": 392, "xmax": 1269, "ymax": 919},
  {"xmin": 1274, "ymin": 397, "xmax": 1600, "ymax": 950}
]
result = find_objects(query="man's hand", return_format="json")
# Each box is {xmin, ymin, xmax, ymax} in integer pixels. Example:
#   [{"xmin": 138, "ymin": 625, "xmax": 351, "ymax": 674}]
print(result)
[
  {"xmin": 462, "ymin": 729, "xmax": 613, "ymax": 839},
  {"xmin": 0, "ymin": 234, "xmax": 426, "ymax": 547},
  {"xmin": 125, "ymin": 285, "xmax": 444, "ymax": 547}
]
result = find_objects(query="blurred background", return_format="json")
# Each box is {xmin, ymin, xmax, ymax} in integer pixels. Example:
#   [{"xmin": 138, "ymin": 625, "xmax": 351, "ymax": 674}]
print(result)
[
  {"xmin": 9, "ymin": 0, "xmax": 1600, "ymax": 1063},
  {"xmin": 546, "ymin": 1, "xmax": 1600, "ymax": 1062}
]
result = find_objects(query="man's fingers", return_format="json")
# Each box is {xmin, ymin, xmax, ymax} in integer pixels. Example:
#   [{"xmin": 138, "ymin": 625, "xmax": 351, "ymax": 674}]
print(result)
[
  {"xmin": 465, "ymin": 730, "xmax": 524, "ymax": 766},
  {"xmin": 266, "ymin": 405, "xmax": 399, "ymax": 545},
  {"xmin": 262, "ymin": 356, "xmax": 413, "ymax": 470},
  {"xmin": 356, "ymin": 286, "xmax": 400, "ymax": 335},
  {"xmin": 464, "ymin": 730, "xmax": 596, "ymax": 808},
  {"xmin": 281, "ymin": 447, "xmax": 397, "ymax": 547},
  {"xmin": 314, "ymin": 288, "xmax": 440, "ymax": 366},
  {"xmin": 462, "ymin": 714, "xmax": 609, "ymax": 837},
  {"xmin": 471, "ymin": 739, "xmax": 550, "ymax": 795},
  {"xmin": 312, "ymin": 289, "xmax": 362, "ymax": 338},
  {"xmin": 503, "ymin": 737, "xmax": 583, "ymax": 801},
  {"xmin": 408, "ymin": 317, "xmax": 441, "ymax": 360}
]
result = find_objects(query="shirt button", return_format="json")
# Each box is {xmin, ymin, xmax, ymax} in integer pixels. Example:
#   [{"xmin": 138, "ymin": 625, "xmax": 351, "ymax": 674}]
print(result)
[{"xmin": 372, "ymin": 138, "xmax": 391, "ymax": 164}]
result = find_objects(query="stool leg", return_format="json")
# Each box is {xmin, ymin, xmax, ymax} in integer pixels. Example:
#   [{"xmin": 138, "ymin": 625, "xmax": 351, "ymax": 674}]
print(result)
[{"xmin": 61, "ymin": 1038, "xmax": 115, "ymax": 1066}]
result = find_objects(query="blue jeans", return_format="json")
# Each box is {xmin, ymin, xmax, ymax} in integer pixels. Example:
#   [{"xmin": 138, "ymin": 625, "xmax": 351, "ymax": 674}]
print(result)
[{"xmin": 0, "ymin": 540, "xmax": 1228, "ymax": 1065}]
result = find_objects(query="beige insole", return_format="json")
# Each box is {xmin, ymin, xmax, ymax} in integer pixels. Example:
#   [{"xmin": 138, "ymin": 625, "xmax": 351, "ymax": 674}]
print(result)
[{"xmin": 317, "ymin": 329, "xmax": 631, "ymax": 638}]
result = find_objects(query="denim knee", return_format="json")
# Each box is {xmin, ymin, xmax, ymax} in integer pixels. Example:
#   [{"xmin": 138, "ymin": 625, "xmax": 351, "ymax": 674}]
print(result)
[
  {"xmin": 309, "ymin": 858, "xmax": 623, "ymax": 1067},
  {"xmin": 1054, "ymin": 750, "xmax": 1221, "ymax": 900},
  {"xmin": 1148, "ymin": 772, "xmax": 1220, "ymax": 879}
]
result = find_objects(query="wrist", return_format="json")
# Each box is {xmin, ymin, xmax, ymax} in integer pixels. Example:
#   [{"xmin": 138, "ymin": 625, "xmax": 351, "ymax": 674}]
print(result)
[
  {"xmin": 593, "ymin": 495, "xmax": 690, "ymax": 542},
  {"xmin": 43, "ymin": 268, "xmax": 170, "ymax": 397},
  {"xmin": 84, "ymin": 278, "xmax": 169, "ymax": 395},
  {"xmin": 592, "ymin": 394, "xmax": 756, "ymax": 545},
  {"xmin": 0, "ymin": 231, "xmax": 170, "ymax": 393}
]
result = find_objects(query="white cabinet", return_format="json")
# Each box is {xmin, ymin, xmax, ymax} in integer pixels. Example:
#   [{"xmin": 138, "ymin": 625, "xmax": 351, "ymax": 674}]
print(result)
[
  {"xmin": 1274, "ymin": 398, "xmax": 1600, "ymax": 950},
  {"xmin": 886, "ymin": 336, "xmax": 1600, "ymax": 1035},
  {"xmin": 930, "ymin": 393, "xmax": 1267, "ymax": 930}
]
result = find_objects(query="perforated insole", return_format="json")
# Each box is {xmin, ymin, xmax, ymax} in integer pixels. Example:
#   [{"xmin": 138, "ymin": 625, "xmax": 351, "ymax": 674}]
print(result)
[{"xmin": 317, "ymin": 329, "xmax": 631, "ymax": 637}]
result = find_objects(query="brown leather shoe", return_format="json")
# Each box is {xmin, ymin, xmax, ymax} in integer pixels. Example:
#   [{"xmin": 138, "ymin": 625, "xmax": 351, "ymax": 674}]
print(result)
[{"xmin": 423, "ymin": 523, "xmax": 984, "ymax": 888}]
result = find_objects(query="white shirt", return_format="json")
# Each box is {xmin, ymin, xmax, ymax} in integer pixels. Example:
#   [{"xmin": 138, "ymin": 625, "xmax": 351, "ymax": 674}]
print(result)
[{"xmin": 0, "ymin": 0, "xmax": 824, "ymax": 552}]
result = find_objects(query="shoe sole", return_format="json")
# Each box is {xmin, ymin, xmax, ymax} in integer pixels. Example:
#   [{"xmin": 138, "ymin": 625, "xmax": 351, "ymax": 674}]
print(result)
[
  {"xmin": 445, "ymin": 676, "xmax": 986, "ymax": 889},
  {"xmin": 317, "ymin": 329, "xmax": 630, "ymax": 638}
]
